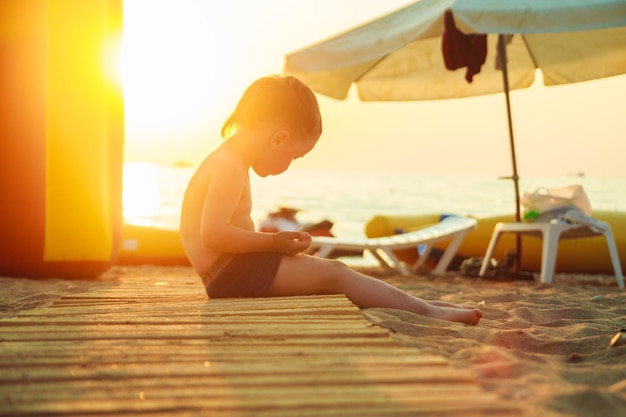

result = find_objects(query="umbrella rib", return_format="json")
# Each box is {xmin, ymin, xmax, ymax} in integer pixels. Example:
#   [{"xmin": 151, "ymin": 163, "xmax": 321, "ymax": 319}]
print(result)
[
  {"xmin": 519, "ymin": 34, "xmax": 539, "ymax": 71},
  {"xmin": 353, "ymin": 56, "xmax": 388, "ymax": 84}
]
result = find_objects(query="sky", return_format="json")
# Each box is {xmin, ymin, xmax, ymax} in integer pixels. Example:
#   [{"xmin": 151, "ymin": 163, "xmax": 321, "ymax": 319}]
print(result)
[{"xmin": 121, "ymin": 0, "xmax": 626, "ymax": 178}]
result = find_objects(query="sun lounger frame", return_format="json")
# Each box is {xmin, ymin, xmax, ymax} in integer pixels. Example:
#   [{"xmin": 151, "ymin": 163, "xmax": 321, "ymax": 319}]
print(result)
[{"xmin": 310, "ymin": 216, "xmax": 477, "ymax": 276}]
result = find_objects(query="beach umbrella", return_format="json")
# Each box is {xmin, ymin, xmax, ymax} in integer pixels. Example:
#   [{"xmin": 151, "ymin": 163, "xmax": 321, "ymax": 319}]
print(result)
[{"xmin": 284, "ymin": 0, "xmax": 626, "ymax": 223}]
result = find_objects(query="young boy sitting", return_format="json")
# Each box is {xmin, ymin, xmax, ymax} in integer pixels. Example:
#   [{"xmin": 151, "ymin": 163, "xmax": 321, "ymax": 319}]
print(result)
[{"xmin": 180, "ymin": 75, "xmax": 482, "ymax": 325}]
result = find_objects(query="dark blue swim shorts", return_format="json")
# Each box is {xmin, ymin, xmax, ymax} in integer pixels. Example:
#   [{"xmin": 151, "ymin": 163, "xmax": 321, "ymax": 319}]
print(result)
[{"xmin": 205, "ymin": 252, "xmax": 283, "ymax": 298}]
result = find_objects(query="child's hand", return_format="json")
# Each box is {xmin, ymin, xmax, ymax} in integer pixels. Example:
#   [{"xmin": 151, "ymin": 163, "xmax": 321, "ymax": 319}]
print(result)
[{"xmin": 271, "ymin": 231, "xmax": 311, "ymax": 255}]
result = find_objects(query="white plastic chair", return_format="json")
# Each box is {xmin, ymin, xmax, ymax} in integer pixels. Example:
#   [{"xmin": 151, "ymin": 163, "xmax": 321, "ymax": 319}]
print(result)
[{"xmin": 479, "ymin": 210, "xmax": 624, "ymax": 288}]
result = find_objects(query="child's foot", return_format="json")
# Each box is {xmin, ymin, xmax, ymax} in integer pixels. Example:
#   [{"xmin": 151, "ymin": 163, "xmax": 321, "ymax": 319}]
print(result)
[
  {"xmin": 429, "ymin": 300, "xmax": 467, "ymax": 309},
  {"xmin": 429, "ymin": 300, "xmax": 481, "ymax": 313},
  {"xmin": 429, "ymin": 306, "xmax": 483, "ymax": 325}
]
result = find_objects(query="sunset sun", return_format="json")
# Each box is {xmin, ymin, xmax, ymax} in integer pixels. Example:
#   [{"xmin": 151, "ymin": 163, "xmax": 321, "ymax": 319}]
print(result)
[{"xmin": 121, "ymin": 1, "xmax": 247, "ymax": 164}]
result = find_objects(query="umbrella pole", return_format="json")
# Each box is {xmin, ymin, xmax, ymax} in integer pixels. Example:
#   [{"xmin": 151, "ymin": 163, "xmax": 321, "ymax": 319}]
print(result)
[
  {"xmin": 497, "ymin": 34, "xmax": 523, "ymax": 268},
  {"xmin": 497, "ymin": 34, "xmax": 521, "ymax": 221}
]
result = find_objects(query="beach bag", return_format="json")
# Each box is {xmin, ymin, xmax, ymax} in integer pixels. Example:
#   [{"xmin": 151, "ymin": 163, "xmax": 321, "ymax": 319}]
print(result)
[{"xmin": 522, "ymin": 184, "xmax": 592, "ymax": 222}]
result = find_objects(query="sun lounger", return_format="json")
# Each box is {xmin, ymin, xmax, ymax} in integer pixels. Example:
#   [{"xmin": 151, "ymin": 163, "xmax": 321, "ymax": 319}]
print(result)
[{"xmin": 309, "ymin": 215, "xmax": 477, "ymax": 276}]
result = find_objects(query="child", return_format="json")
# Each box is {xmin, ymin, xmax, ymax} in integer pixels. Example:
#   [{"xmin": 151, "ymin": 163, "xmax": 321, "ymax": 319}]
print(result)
[{"xmin": 180, "ymin": 75, "xmax": 482, "ymax": 325}]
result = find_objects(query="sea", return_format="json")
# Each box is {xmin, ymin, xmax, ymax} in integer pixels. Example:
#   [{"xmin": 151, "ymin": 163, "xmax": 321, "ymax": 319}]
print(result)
[{"xmin": 123, "ymin": 162, "xmax": 624, "ymax": 246}]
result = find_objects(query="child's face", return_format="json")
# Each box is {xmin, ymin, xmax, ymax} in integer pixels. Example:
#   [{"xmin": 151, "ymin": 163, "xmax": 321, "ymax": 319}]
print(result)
[{"xmin": 252, "ymin": 130, "xmax": 317, "ymax": 177}]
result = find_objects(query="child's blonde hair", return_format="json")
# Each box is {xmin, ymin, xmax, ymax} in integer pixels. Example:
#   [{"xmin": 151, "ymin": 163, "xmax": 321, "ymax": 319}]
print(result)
[{"xmin": 221, "ymin": 75, "xmax": 322, "ymax": 140}]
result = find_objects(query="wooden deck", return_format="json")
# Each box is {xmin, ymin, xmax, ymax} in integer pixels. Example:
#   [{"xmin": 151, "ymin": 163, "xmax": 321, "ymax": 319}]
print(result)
[{"xmin": 0, "ymin": 274, "xmax": 520, "ymax": 416}]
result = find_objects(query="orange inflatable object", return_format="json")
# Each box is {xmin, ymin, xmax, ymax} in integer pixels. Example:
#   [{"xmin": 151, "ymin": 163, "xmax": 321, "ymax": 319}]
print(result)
[{"xmin": 0, "ymin": 0, "xmax": 123, "ymax": 278}]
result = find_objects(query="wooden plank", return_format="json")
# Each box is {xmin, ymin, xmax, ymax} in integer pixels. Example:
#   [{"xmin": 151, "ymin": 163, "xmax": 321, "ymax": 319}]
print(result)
[
  {"xmin": 3, "ymin": 387, "xmax": 515, "ymax": 416},
  {"xmin": 0, "ymin": 336, "xmax": 398, "ymax": 351},
  {"xmin": 0, "ymin": 321, "xmax": 377, "ymax": 334},
  {"xmin": 0, "ymin": 353, "xmax": 449, "ymax": 370},
  {"xmin": 1, "ymin": 362, "xmax": 471, "ymax": 385},
  {"xmin": 17, "ymin": 299, "xmax": 359, "ymax": 318},
  {"xmin": 0, "ymin": 274, "xmax": 520, "ymax": 417},
  {"xmin": 0, "ymin": 326, "xmax": 391, "ymax": 343},
  {"xmin": 10, "ymin": 313, "xmax": 361, "ymax": 324},
  {"xmin": 3, "ymin": 311, "xmax": 364, "ymax": 321},
  {"xmin": 0, "ymin": 344, "xmax": 412, "ymax": 368},
  {"xmin": 2, "ymin": 395, "xmax": 517, "ymax": 417},
  {"xmin": 2, "ymin": 383, "xmax": 492, "ymax": 407}
]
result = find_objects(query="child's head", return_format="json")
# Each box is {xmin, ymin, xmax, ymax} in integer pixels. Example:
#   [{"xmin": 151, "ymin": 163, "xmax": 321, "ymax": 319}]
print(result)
[{"xmin": 221, "ymin": 75, "xmax": 322, "ymax": 142}]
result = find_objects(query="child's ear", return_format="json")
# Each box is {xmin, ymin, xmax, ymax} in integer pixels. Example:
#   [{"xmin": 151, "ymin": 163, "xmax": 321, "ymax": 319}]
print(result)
[{"xmin": 271, "ymin": 129, "xmax": 290, "ymax": 147}]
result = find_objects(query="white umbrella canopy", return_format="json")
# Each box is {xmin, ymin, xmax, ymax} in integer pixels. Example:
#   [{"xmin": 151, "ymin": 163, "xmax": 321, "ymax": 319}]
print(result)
[
  {"xmin": 284, "ymin": 0, "xmax": 626, "ymax": 223},
  {"xmin": 284, "ymin": 0, "xmax": 626, "ymax": 102}
]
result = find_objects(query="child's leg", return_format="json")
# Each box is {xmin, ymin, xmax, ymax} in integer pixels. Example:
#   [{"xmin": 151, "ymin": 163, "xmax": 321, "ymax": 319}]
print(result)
[{"xmin": 270, "ymin": 254, "xmax": 482, "ymax": 325}]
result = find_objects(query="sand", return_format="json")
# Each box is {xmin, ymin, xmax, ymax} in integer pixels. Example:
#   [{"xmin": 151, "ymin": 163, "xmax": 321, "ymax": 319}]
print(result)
[{"xmin": 1, "ymin": 265, "xmax": 625, "ymax": 417}]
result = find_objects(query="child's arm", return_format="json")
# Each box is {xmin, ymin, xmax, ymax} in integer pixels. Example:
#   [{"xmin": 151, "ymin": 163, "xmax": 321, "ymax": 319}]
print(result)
[{"xmin": 199, "ymin": 161, "xmax": 309, "ymax": 255}]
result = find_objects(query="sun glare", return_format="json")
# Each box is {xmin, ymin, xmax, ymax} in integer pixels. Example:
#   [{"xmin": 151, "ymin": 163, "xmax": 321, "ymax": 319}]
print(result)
[
  {"xmin": 122, "ymin": 163, "xmax": 161, "ymax": 226},
  {"xmin": 121, "ymin": 1, "xmax": 242, "ymax": 163},
  {"xmin": 123, "ymin": 3, "xmax": 210, "ymax": 121}
]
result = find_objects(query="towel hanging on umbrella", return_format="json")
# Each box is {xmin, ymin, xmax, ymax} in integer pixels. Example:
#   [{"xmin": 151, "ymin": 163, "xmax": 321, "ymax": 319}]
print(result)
[{"xmin": 442, "ymin": 10, "xmax": 487, "ymax": 83}]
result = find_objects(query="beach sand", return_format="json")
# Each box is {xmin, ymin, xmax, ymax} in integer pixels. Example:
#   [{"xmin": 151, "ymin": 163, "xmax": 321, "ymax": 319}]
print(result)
[{"xmin": 1, "ymin": 265, "xmax": 625, "ymax": 417}]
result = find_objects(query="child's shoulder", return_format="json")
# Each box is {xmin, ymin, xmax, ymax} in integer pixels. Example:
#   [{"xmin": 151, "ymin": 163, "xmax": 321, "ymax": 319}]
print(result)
[{"xmin": 195, "ymin": 147, "xmax": 247, "ymax": 179}]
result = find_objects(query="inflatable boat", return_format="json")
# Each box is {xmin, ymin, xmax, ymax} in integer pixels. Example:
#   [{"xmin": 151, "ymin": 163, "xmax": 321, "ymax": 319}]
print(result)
[{"xmin": 365, "ymin": 211, "xmax": 626, "ymax": 274}]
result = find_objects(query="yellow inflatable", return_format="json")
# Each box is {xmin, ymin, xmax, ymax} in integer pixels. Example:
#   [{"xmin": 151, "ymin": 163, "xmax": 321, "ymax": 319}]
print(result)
[
  {"xmin": 365, "ymin": 211, "xmax": 626, "ymax": 274},
  {"xmin": 0, "ymin": 1, "xmax": 123, "ymax": 278},
  {"xmin": 118, "ymin": 225, "xmax": 189, "ymax": 266}
]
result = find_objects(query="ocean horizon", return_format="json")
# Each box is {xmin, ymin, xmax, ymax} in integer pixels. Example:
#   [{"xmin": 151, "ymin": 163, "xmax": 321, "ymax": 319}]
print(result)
[{"xmin": 123, "ymin": 163, "xmax": 625, "ymax": 243}]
